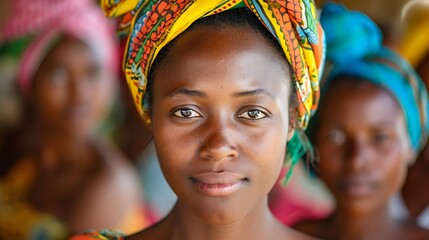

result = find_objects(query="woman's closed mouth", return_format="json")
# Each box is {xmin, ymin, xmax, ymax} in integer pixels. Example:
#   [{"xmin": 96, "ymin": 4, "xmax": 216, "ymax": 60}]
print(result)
[{"xmin": 190, "ymin": 172, "xmax": 248, "ymax": 197}]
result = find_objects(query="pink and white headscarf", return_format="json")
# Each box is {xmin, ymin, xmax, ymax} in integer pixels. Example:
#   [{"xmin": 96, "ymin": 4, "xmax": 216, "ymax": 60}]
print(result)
[{"xmin": 1, "ymin": 0, "xmax": 117, "ymax": 93}]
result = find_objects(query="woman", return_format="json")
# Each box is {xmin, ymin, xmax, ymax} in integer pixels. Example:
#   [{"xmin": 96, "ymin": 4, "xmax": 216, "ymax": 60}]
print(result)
[
  {"xmin": 71, "ymin": 0, "xmax": 325, "ymax": 239},
  {"xmin": 0, "ymin": 0, "xmax": 149, "ymax": 238},
  {"xmin": 392, "ymin": 1, "xmax": 429, "ymax": 229},
  {"xmin": 294, "ymin": 3, "xmax": 429, "ymax": 239}
]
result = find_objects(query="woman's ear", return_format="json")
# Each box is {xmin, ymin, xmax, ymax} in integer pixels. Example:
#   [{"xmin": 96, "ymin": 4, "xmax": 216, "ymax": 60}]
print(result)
[
  {"xmin": 287, "ymin": 105, "xmax": 298, "ymax": 142},
  {"xmin": 287, "ymin": 125, "xmax": 295, "ymax": 141},
  {"xmin": 287, "ymin": 113, "xmax": 297, "ymax": 141},
  {"xmin": 405, "ymin": 141, "xmax": 417, "ymax": 167},
  {"xmin": 26, "ymin": 83, "xmax": 39, "ymax": 115},
  {"xmin": 144, "ymin": 115, "xmax": 153, "ymax": 134},
  {"xmin": 406, "ymin": 146, "xmax": 417, "ymax": 166}
]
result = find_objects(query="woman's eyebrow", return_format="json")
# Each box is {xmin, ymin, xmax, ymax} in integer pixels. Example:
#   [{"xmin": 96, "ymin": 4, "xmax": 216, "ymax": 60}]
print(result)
[
  {"xmin": 163, "ymin": 88, "xmax": 275, "ymax": 99},
  {"xmin": 164, "ymin": 88, "xmax": 208, "ymax": 99},
  {"xmin": 232, "ymin": 89, "xmax": 275, "ymax": 99}
]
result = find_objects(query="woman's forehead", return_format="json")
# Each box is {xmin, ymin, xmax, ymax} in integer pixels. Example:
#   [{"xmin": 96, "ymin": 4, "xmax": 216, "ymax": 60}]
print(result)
[
  {"xmin": 153, "ymin": 27, "xmax": 292, "ymax": 95},
  {"xmin": 319, "ymin": 80, "xmax": 403, "ymax": 127},
  {"xmin": 166, "ymin": 26, "xmax": 284, "ymax": 63}
]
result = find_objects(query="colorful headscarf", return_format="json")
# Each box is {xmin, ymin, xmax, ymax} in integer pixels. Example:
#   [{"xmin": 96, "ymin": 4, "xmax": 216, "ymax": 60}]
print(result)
[
  {"xmin": 101, "ymin": 0, "xmax": 325, "ymax": 129},
  {"xmin": 0, "ymin": 0, "xmax": 117, "ymax": 94},
  {"xmin": 319, "ymin": 3, "xmax": 429, "ymax": 152}
]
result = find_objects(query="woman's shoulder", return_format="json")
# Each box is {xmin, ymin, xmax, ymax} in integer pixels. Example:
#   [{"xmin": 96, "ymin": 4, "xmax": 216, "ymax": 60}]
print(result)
[
  {"xmin": 292, "ymin": 218, "xmax": 329, "ymax": 239},
  {"xmin": 91, "ymin": 140, "xmax": 141, "ymax": 199},
  {"xmin": 70, "ymin": 229, "xmax": 125, "ymax": 240},
  {"xmin": 400, "ymin": 221, "xmax": 429, "ymax": 239}
]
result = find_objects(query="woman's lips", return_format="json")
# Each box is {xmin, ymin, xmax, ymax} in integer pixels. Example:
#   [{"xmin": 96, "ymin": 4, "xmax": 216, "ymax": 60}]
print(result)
[
  {"xmin": 339, "ymin": 178, "xmax": 378, "ymax": 197},
  {"xmin": 190, "ymin": 172, "xmax": 247, "ymax": 197}
]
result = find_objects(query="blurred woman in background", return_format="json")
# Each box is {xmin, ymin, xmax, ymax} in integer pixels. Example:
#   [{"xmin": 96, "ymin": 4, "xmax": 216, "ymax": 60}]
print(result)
[
  {"xmin": 0, "ymin": 0, "xmax": 149, "ymax": 238},
  {"xmin": 294, "ymin": 3, "xmax": 429, "ymax": 239}
]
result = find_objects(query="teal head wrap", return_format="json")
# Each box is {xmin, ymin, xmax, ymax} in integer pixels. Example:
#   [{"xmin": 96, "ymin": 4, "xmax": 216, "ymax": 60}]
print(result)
[{"xmin": 318, "ymin": 3, "xmax": 429, "ymax": 152}]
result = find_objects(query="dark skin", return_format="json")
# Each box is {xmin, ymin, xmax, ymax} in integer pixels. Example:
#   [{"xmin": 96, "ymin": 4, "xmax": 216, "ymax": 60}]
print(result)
[
  {"xmin": 401, "ymin": 54, "xmax": 429, "ymax": 221},
  {"xmin": 127, "ymin": 25, "xmax": 313, "ymax": 240},
  {"xmin": 21, "ymin": 38, "xmax": 143, "ymax": 234},
  {"xmin": 294, "ymin": 78, "xmax": 429, "ymax": 240},
  {"xmin": 117, "ymin": 77, "xmax": 153, "ymax": 161}
]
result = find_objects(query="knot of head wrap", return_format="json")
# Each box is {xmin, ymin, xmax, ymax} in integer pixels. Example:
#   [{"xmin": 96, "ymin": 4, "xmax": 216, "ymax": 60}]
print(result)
[
  {"xmin": 101, "ymin": 0, "xmax": 325, "ymax": 129},
  {"xmin": 320, "ymin": 2, "xmax": 429, "ymax": 152},
  {"xmin": 0, "ymin": 0, "xmax": 117, "ymax": 94}
]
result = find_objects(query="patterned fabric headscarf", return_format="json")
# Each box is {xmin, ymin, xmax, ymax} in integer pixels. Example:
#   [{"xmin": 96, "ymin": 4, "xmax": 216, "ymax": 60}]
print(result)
[
  {"xmin": 0, "ymin": 0, "xmax": 117, "ymax": 94},
  {"xmin": 319, "ymin": 3, "xmax": 429, "ymax": 152},
  {"xmin": 101, "ymin": 0, "xmax": 325, "ymax": 130}
]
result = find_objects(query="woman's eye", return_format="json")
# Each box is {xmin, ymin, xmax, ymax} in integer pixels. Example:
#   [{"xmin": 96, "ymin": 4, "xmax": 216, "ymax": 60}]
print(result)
[
  {"xmin": 327, "ymin": 129, "xmax": 346, "ymax": 145},
  {"xmin": 238, "ymin": 110, "xmax": 267, "ymax": 120},
  {"xmin": 173, "ymin": 108, "xmax": 202, "ymax": 119},
  {"xmin": 87, "ymin": 65, "xmax": 102, "ymax": 81},
  {"xmin": 372, "ymin": 133, "xmax": 391, "ymax": 144},
  {"xmin": 49, "ymin": 67, "xmax": 68, "ymax": 85}
]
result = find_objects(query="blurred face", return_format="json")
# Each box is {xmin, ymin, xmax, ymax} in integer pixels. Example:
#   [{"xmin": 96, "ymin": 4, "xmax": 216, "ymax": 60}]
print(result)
[
  {"xmin": 314, "ymin": 78, "xmax": 413, "ymax": 215},
  {"xmin": 151, "ymin": 26, "xmax": 294, "ymax": 224},
  {"xmin": 32, "ymin": 38, "xmax": 115, "ymax": 137}
]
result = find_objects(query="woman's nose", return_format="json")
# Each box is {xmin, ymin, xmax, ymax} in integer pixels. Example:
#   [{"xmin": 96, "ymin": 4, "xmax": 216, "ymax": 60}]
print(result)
[
  {"xmin": 346, "ymin": 138, "xmax": 371, "ymax": 171},
  {"xmin": 199, "ymin": 123, "xmax": 239, "ymax": 162},
  {"xmin": 68, "ymin": 75, "xmax": 90, "ymax": 103}
]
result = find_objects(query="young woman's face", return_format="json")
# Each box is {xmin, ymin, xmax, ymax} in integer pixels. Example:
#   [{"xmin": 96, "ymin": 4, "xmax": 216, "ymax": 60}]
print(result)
[
  {"xmin": 33, "ymin": 38, "xmax": 115, "ymax": 137},
  {"xmin": 314, "ymin": 79, "xmax": 413, "ymax": 214},
  {"xmin": 151, "ymin": 26, "xmax": 294, "ymax": 224}
]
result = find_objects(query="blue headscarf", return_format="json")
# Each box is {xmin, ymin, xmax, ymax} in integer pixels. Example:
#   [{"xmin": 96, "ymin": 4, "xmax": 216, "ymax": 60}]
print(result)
[{"xmin": 318, "ymin": 2, "xmax": 429, "ymax": 152}]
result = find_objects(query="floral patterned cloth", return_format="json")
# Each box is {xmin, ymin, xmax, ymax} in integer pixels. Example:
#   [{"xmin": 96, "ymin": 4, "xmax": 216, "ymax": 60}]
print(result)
[
  {"xmin": 70, "ymin": 229, "xmax": 125, "ymax": 240},
  {"xmin": 0, "ymin": 159, "xmax": 69, "ymax": 240}
]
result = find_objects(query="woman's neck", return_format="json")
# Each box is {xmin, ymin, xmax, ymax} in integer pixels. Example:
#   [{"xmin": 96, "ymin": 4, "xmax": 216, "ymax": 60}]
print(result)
[
  {"xmin": 153, "ymin": 199, "xmax": 287, "ymax": 240},
  {"xmin": 38, "ymin": 133, "xmax": 96, "ymax": 172},
  {"xmin": 328, "ymin": 205, "xmax": 398, "ymax": 240},
  {"xmin": 401, "ymin": 162, "xmax": 429, "ymax": 219}
]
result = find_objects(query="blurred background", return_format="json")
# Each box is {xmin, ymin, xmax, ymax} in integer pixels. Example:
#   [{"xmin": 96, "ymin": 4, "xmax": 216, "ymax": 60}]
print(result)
[{"xmin": 0, "ymin": 0, "xmax": 427, "ymax": 239}]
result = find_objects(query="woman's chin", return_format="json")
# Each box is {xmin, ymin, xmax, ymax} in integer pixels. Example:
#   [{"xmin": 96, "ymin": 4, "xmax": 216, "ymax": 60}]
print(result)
[{"xmin": 197, "ymin": 210, "xmax": 242, "ymax": 225}]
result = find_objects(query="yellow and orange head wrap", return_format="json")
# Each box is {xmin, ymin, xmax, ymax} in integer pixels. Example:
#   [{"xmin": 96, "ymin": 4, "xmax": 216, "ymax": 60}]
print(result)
[{"xmin": 101, "ymin": 0, "xmax": 325, "ymax": 130}]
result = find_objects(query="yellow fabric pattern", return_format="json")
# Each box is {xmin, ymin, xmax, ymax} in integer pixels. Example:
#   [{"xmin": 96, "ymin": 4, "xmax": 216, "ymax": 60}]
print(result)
[{"xmin": 0, "ymin": 159, "xmax": 69, "ymax": 239}]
